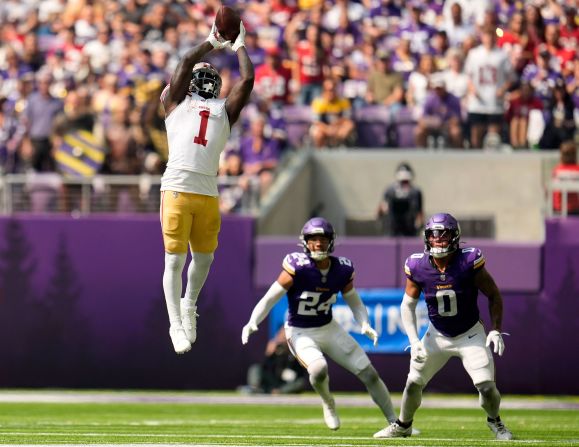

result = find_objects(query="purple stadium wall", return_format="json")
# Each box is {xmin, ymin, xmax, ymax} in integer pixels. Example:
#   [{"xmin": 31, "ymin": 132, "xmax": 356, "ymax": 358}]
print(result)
[
  {"xmin": 0, "ymin": 215, "xmax": 257, "ymax": 389},
  {"xmin": 0, "ymin": 216, "xmax": 577, "ymax": 394}
]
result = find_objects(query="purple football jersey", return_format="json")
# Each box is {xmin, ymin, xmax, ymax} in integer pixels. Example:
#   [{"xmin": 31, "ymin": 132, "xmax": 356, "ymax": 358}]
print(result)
[
  {"xmin": 282, "ymin": 252, "xmax": 355, "ymax": 328},
  {"xmin": 404, "ymin": 248, "xmax": 486, "ymax": 337}
]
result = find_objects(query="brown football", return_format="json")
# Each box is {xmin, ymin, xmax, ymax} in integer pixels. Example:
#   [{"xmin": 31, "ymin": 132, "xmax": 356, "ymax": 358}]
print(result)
[{"xmin": 215, "ymin": 6, "xmax": 241, "ymax": 42}]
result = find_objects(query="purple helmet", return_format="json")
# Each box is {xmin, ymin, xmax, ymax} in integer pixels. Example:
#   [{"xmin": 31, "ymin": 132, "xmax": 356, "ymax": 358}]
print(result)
[
  {"xmin": 424, "ymin": 213, "xmax": 461, "ymax": 258},
  {"xmin": 300, "ymin": 217, "xmax": 335, "ymax": 261},
  {"xmin": 189, "ymin": 62, "xmax": 222, "ymax": 99}
]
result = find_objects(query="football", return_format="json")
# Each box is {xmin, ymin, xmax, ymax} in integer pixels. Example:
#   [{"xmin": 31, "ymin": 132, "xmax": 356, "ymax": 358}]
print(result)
[{"xmin": 215, "ymin": 5, "xmax": 241, "ymax": 42}]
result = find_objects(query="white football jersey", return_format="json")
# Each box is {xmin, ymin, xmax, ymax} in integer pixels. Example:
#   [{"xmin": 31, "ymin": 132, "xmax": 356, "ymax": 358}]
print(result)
[
  {"xmin": 464, "ymin": 45, "xmax": 512, "ymax": 114},
  {"xmin": 164, "ymin": 92, "xmax": 230, "ymax": 175}
]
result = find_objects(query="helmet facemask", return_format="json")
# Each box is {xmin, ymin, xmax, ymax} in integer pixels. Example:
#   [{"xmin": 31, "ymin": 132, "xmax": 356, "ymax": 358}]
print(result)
[
  {"xmin": 189, "ymin": 62, "xmax": 222, "ymax": 99},
  {"xmin": 425, "ymin": 229, "xmax": 459, "ymax": 258},
  {"xmin": 303, "ymin": 236, "xmax": 332, "ymax": 261},
  {"xmin": 300, "ymin": 218, "xmax": 336, "ymax": 261},
  {"xmin": 424, "ymin": 213, "xmax": 461, "ymax": 258}
]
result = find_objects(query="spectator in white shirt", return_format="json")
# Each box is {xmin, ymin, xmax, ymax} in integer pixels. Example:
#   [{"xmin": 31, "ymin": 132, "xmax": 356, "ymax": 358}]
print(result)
[{"xmin": 464, "ymin": 27, "xmax": 514, "ymax": 148}]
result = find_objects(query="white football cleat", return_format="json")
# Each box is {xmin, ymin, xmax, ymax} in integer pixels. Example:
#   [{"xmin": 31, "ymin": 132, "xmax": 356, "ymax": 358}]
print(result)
[
  {"xmin": 169, "ymin": 326, "xmax": 191, "ymax": 354},
  {"xmin": 373, "ymin": 421, "xmax": 412, "ymax": 438},
  {"xmin": 322, "ymin": 399, "xmax": 340, "ymax": 430},
  {"xmin": 487, "ymin": 418, "xmax": 514, "ymax": 440},
  {"xmin": 180, "ymin": 300, "xmax": 198, "ymax": 344}
]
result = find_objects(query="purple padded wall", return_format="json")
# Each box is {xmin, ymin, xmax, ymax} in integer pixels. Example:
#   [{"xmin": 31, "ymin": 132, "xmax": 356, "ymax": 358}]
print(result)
[
  {"xmin": 0, "ymin": 215, "xmax": 258, "ymax": 389},
  {"xmin": 397, "ymin": 239, "xmax": 542, "ymax": 292},
  {"xmin": 257, "ymin": 236, "xmax": 543, "ymax": 292},
  {"xmin": 254, "ymin": 237, "xmax": 398, "ymax": 289}
]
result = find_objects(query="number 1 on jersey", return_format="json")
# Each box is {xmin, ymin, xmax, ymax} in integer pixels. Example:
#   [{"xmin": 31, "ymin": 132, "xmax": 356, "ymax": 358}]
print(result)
[{"xmin": 194, "ymin": 110, "xmax": 210, "ymax": 146}]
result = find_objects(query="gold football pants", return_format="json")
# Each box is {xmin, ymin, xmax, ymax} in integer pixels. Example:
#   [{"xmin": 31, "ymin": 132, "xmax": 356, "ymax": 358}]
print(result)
[{"xmin": 160, "ymin": 190, "xmax": 220, "ymax": 254}]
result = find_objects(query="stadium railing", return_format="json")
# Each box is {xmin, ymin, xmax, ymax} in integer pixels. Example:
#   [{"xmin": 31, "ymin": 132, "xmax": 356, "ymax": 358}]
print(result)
[{"xmin": 0, "ymin": 173, "xmax": 260, "ymax": 215}]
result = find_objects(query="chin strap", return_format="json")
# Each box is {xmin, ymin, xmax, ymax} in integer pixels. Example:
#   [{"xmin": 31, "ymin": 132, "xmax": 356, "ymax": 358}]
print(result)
[
  {"xmin": 309, "ymin": 251, "xmax": 329, "ymax": 261},
  {"xmin": 430, "ymin": 246, "xmax": 457, "ymax": 258}
]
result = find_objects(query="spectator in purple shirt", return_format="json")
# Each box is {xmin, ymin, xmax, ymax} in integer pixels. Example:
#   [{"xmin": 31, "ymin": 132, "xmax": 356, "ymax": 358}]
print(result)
[
  {"xmin": 521, "ymin": 47, "xmax": 562, "ymax": 103},
  {"xmin": 0, "ymin": 47, "xmax": 33, "ymax": 100},
  {"xmin": 365, "ymin": 0, "xmax": 402, "ymax": 40},
  {"xmin": 22, "ymin": 70, "xmax": 63, "ymax": 172},
  {"xmin": 390, "ymin": 36, "xmax": 418, "ymax": 83},
  {"xmin": 398, "ymin": 2, "xmax": 437, "ymax": 55},
  {"xmin": 239, "ymin": 114, "xmax": 281, "ymax": 200},
  {"xmin": 244, "ymin": 30, "xmax": 267, "ymax": 69},
  {"xmin": 415, "ymin": 74, "xmax": 463, "ymax": 148},
  {"xmin": 0, "ymin": 96, "xmax": 25, "ymax": 173}
]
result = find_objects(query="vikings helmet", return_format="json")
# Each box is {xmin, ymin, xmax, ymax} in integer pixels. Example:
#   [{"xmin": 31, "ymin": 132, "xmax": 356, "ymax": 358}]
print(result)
[
  {"xmin": 189, "ymin": 62, "xmax": 222, "ymax": 99},
  {"xmin": 300, "ymin": 217, "xmax": 336, "ymax": 261},
  {"xmin": 424, "ymin": 213, "xmax": 461, "ymax": 258}
]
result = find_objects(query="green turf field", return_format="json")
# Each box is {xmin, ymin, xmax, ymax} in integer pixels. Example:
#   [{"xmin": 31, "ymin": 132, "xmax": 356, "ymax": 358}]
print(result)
[{"xmin": 0, "ymin": 391, "xmax": 577, "ymax": 446}]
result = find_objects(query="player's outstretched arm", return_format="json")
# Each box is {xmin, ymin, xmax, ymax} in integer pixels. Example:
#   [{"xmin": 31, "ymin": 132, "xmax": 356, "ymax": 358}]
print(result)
[
  {"xmin": 163, "ymin": 42, "xmax": 213, "ymax": 114},
  {"xmin": 226, "ymin": 22, "xmax": 254, "ymax": 127},
  {"xmin": 241, "ymin": 271, "xmax": 292, "ymax": 345}
]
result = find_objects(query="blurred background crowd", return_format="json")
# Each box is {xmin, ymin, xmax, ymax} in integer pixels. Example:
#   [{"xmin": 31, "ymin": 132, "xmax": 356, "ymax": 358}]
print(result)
[{"xmin": 0, "ymin": 0, "xmax": 577, "ymax": 213}]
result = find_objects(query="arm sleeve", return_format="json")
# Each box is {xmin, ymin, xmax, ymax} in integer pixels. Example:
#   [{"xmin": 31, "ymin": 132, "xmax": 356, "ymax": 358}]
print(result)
[
  {"xmin": 342, "ymin": 288, "xmax": 369, "ymax": 327},
  {"xmin": 401, "ymin": 293, "xmax": 420, "ymax": 344},
  {"xmin": 247, "ymin": 281, "xmax": 287, "ymax": 327}
]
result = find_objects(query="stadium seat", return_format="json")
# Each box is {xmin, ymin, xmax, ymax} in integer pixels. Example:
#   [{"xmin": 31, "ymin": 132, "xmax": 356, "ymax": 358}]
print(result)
[
  {"xmin": 354, "ymin": 105, "xmax": 391, "ymax": 148},
  {"xmin": 281, "ymin": 105, "xmax": 314, "ymax": 149},
  {"xmin": 393, "ymin": 107, "xmax": 416, "ymax": 148}
]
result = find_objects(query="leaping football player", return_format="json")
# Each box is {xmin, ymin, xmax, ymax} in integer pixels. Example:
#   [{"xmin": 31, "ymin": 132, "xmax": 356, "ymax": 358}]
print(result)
[
  {"xmin": 160, "ymin": 17, "xmax": 254, "ymax": 354},
  {"xmin": 241, "ymin": 217, "xmax": 405, "ymax": 433},
  {"xmin": 374, "ymin": 213, "xmax": 514, "ymax": 440}
]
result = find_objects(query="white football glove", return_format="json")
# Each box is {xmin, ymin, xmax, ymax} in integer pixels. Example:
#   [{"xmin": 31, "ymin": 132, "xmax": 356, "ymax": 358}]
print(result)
[
  {"xmin": 231, "ymin": 21, "xmax": 246, "ymax": 52},
  {"xmin": 361, "ymin": 322, "xmax": 378, "ymax": 346},
  {"xmin": 410, "ymin": 340, "xmax": 427, "ymax": 363},
  {"xmin": 241, "ymin": 322, "xmax": 258, "ymax": 345},
  {"xmin": 205, "ymin": 22, "xmax": 231, "ymax": 50},
  {"xmin": 486, "ymin": 330, "xmax": 505, "ymax": 356}
]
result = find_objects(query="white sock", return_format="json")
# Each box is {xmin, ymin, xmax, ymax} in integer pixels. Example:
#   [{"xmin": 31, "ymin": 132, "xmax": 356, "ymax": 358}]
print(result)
[
  {"xmin": 183, "ymin": 252, "xmax": 214, "ymax": 308},
  {"xmin": 364, "ymin": 377, "xmax": 397, "ymax": 423},
  {"xmin": 400, "ymin": 381, "xmax": 423, "ymax": 424},
  {"xmin": 477, "ymin": 381, "xmax": 501, "ymax": 419},
  {"xmin": 163, "ymin": 252, "xmax": 186, "ymax": 327},
  {"xmin": 308, "ymin": 359, "xmax": 333, "ymax": 403},
  {"xmin": 355, "ymin": 365, "xmax": 397, "ymax": 422}
]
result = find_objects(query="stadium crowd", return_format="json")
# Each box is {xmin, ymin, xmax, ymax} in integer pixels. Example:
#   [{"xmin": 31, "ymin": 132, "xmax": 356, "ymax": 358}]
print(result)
[{"xmin": 0, "ymin": 0, "xmax": 577, "ymax": 212}]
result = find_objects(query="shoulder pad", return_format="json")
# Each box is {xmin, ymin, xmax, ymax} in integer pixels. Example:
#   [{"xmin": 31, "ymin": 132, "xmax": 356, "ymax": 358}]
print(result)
[
  {"xmin": 462, "ymin": 247, "xmax": 485, "ymax": 270},
  {"xmin": 336, "ymin": 256, "xmax": 353, "ymax": 268},
  {"xmin": 282, "ymin": 252, "xmax": 311, "ymax": 275},
  {"xmin": 404, "ymin": 253, "xmax": 423, "ymax": 276}
]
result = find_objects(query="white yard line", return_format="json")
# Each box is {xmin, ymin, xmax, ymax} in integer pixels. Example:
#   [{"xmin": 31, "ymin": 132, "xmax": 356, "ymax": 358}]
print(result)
[
  {"xmin": 7, "ymin": 432, "xmax": 579, "ymax": 446},
  {"xmin": 4, "ymin": 432, "xmax": 578, "ymax": 442},
  {"xmin": 0, "ymin": 391, "xmax": 576, "ymax": 409}
]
